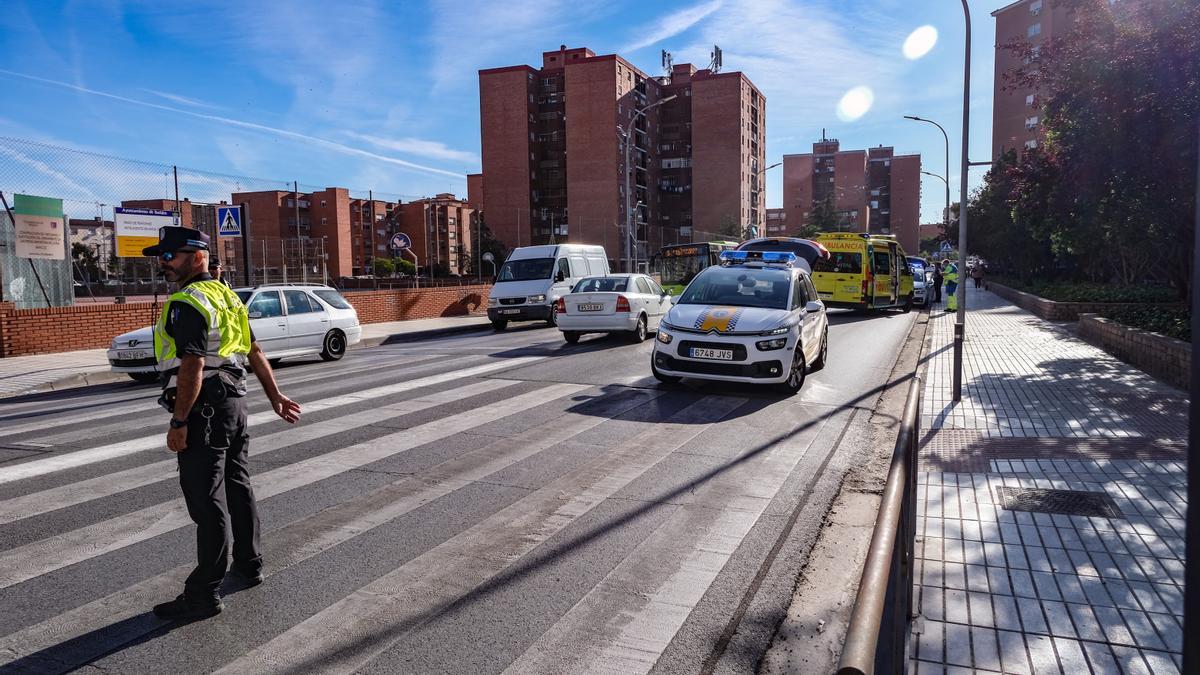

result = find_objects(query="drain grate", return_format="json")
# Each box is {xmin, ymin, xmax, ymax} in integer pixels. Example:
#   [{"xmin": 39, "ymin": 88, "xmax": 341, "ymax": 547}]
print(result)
[{"xmin": 995, "ymin": 486, "xmax": 1124, "ymax": 519}]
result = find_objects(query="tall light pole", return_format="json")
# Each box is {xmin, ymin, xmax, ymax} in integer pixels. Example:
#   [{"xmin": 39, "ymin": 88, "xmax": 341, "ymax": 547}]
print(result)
[
  {"xmin": 904, "ymin": 115, "xmax": 951, "ymax": 246},
  {"xmin": 955, "ymin": 0, "xmax": 973, "ymax": 402},
  {"xmin": 753, "ymin": 161, "xmax": 782, "ymax": 238},
  {"xmin": 920, "ymin": 170, "xmax": 951, "ymax": 237},
  {"xmin": 623, "ymin": 93, "xmax": 677, "ymax": 273}
]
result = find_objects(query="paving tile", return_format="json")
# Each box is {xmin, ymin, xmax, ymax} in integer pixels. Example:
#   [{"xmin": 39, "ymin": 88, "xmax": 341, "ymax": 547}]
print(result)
[
  {"xmin": 1051, "ymin": 637, "xmax": 1088, "ymax": 672},
  {"xmin": 1041, "ymin": 600, "xmax": 1075, "ymax": 638},
  {"xmin": 921, "ymin": 585, "xmax": 945, "ymax": 622},
  {"xmin": 983, "ymin": 542, "xmax": 1007, "ymax": 567},
  {"xmin": 1147, "ymin": 611, "xmax": 1182, "ymax": 653},
  {"xmin": 962, "ymin": 540, "xmax": 986, "ymax": 566},
  {"xmin": 1044, "ymin": 548, "xmax": 1074, "ymax": 575},
  {"xmin": 1079, "ymin": 641, "xmax": 1119, "ymax": 673},
  {"xmin": 1092, "ymin": 604, "xmax": 1135, "ymax": 646},
  {"xmin": 997, "ymin": 629, "xmax": 1032, "ymax": 675},
  {"xmin": 971, "ymin": 626, "xmax": 1002, "ymax": 672},
  {"xmin": 1065, "ymin": 602, "xmax": 1105, "ymax": 642},
  {"xmin": 1109, "ymin": 645, "xmax": 1151, "ymax": 674},
  {"xmin": 1153, "ymin": 582, "xmax": 1183, "ymax": 616},
  {"xmin": 992, "ymin": 594, "xmax": 1022, "ymax": 632},
  {"xmin": 945, "ymin": 589, "xmax": 970, "ymax": 624},
  {"xmin": 1126, "ymin": 580, "xmax": 1168, "ymax": 614},
  {"xmin": 1025, "ymin": 546, "xmax": 1052, "ymax": 573},
  {"xmin": 1004, "ymin": 545, "xmax": 1030, "ymax": 570},
  {"xmin": 1009, "ymin": 568, "xmax": 1037, "ymax": 599},
  {"xmin": 1078, "ymin": 575, "xmax": 1113, "ymax": 607},
  {"xmin": 1016, "ymin": 596, "xmax": 1048, "ymax": 635},
  {"xmin": 986, "ymin": 567, "xmax": 1011, "ymax": 597},
  {"xmin": 967, "ymin": 591, "xmax": 993, "ymax": 628},
  {"xmin": 1104, "ymin": 578, "xmax": 1140, "ymax": 610},
  {"xmin": 1120, "ymin": 608, "xmax": 1165, "ymax": 651},
  {"xmin": 1141, "ymin": 649, "xmax": 1180, "ymax": 675},
  {"xmin": 1159, "ymin": 557, "xmax": 1186, "ymax": 585},
  {"xmin": 944, "ymin": 562, "xmax": 967, "ymax": 590},
  {"xmin": 943, "ymin": 538, "xmax": 965, "ymax": 564},
  {"xmin": 918, "ymin": 618, "xmax": 944, "ymax": 664},
  {"xmin": 945, "ymin": 622, "xmax": 972, "ymax": 667},
  {"xmin": 1025, "ymin": 633, "xmax": 1060, "ymax": 675},
  {"xmin": 1031, "ymin": 572, "xmax": 1061, "ymax": 602},
  {"xmin": 965, "ymin": 564, "xmax": 990, "ymax": 593}
]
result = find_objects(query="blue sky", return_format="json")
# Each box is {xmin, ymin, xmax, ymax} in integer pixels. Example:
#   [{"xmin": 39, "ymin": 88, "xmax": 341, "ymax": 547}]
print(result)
[{"xmin": 0, "ymin": 0, "xmax": 1012, "ymax": 223}]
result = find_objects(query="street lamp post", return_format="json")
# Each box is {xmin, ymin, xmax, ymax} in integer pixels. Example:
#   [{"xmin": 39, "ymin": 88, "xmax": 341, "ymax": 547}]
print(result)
[
  {"xmin": 955, "ymin": 0, "xmax": 973, "ymax": 403},
  {"xmin": 904, "ymin": 115, "xmax": 951, "ymax": 245},
  {"xmin": 753, "ymin": 161, "xmax": 782, "ymax": 237},
  {"xmin": 920, "ymin": 170, "xmax": 951, "ymax": 238},
  {"xmin": 622, "ymin": 94, "xmax": 677, "ymax": 273}
]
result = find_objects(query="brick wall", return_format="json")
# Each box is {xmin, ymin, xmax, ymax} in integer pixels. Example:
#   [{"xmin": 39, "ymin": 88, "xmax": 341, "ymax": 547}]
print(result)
[
  {"xmin": 1078, "ymin": 313, "xmax": 1190, "ymax": 392},
  {"xmin": 0, "ymin": 285, "xmax": 492, "ymax": 357}
]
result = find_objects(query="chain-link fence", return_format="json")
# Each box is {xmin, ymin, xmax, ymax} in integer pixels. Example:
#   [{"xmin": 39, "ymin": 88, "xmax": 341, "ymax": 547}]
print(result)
[{"xmin": 0, "ymin": 136, "xmax": 430, "ymax": 307}]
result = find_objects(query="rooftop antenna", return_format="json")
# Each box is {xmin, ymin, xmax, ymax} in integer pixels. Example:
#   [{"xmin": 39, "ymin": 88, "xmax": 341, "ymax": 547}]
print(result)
[
  {"xmin": 709, "ymin": 45, "xmax": 722, "ymax": 73},
  {"xmin": 661, "ymin": 49, "xmax": 673, "ymax": 77}
]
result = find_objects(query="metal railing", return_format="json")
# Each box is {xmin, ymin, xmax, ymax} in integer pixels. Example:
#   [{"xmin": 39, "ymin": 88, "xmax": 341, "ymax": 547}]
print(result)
[{"xmin": 837, "ymin": 375, "xmax": 922, "ymax": 675}]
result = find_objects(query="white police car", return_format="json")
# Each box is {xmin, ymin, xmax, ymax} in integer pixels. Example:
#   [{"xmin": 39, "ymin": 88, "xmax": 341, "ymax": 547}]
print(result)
[{"xmin": 651, "ymin": 250, "xmax": 829, "ymax": 394}]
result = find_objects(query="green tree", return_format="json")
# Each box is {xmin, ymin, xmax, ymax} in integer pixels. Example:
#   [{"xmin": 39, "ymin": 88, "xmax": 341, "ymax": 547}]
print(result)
[
  {"xmin": 71, "ymin": 242, "xmax": 101, "ymax": 282},
  {"xmin": 372, "ymin": 258, "xmax": 394, "ymax": 278},
  {"xmin": 716, "ymin": 214, "xmax": 742, "ymax": 240},
  {"xmin": 472, "ymin": 216, "xmax": 508, "ymax": 275},
  {"xmin": 807, "ymin": 195, "xmax": 840, "ymax": 234},
  {"xmin": 393, "ymin": 258, "xmax": 416, "ymax": 276}
]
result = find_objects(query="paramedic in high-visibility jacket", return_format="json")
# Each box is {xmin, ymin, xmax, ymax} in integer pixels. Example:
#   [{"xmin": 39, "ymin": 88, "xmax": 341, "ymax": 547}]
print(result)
[{"xmin": 144, "ymin": 226, "xmax": 301, "ymax": 622}]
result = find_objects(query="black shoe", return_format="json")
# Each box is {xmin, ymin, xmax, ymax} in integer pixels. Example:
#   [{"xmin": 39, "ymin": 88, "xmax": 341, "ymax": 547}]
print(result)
[
  {"xmin": 230, "ymin": 564, "xmax": 264, "ymax": 587},
  {"xmin": 153, "ymin": 594, "xmax": 223, "ymax": 621}
]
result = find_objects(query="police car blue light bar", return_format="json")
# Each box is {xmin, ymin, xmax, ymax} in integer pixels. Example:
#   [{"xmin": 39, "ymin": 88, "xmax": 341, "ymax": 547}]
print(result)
[{"xmin": 719, "ymin": 250, "xmax": 797, "ymax": 265}]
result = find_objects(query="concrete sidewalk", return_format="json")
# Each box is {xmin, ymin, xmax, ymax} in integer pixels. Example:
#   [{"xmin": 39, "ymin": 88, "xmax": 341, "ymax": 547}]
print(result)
[
  {"xmin": 0, "ymin": 314, "xmax": 492, "ymax": 399},
  {"xmin": 910, "ymin": 285, "xmax": 1188, "ymax": 673}
]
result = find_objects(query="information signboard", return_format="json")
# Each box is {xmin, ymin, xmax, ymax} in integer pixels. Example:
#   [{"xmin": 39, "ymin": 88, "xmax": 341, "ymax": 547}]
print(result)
[{"xmin": 115, "ymin": 207, "xmax": 173, "ymax": 257}]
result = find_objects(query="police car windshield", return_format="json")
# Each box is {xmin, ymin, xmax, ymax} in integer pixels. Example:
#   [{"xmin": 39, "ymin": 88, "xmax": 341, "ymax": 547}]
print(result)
[
  {"xmin": 497, "ymin": 258, "xmax": 554, "ymax": 282},
  {"xmin": 677, "ymin": 266, "xmax": 791, "ymax": 310}
]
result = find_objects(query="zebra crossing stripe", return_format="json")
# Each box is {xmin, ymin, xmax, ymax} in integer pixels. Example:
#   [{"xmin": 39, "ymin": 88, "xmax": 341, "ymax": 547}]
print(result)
[
  {"xmin": 504, "ymin": 407, "xmax": 836, "ymax": 674},
  {"xmin": 0, "ymin": 356, "xmax": 544, "ymax": 486},
  {"xmin": 0, "ymin": 387, "xmax": 666, "ymax": 667},
  {"xmin": 0, "ymin": 378, "xmax": 518, "ymax": 526},
  {"xmin": 215, "ymin": 395, "xmax": 749, "ymax": 675},
  {"xmin": 0, "ymin": 381, "xmax": 580, "ymax": 590}
]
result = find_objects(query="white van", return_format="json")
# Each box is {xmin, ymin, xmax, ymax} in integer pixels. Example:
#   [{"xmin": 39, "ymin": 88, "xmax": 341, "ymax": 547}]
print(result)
[{"xmin": 487, "ymin": 244, "xmax": 609, "ymax": 330}]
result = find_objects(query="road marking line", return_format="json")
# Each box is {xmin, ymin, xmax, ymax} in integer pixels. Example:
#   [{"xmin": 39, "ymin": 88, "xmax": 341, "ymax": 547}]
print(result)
[
  {"xmin": 0, "ymin": 388, "xmax": 665, "ymax": 666},
  {"xmin": 0, "ymin": 378, "xmax": 517, "ymax": 525},
  {"xmin": 0, "ymin": 356, "xmax": 544, "ymax": 486},
  {"xmin": 0, "ymin": 381, "xmax": 576, "ymax": 589},
  {"xmin": 215, "ymin": 395, "xmax": 749, "ymax": 675}
]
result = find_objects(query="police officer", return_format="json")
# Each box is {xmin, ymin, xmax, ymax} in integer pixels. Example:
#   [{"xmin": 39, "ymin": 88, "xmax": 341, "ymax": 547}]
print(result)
[
  {"xmin": 145, "ymin": 226, "xmax": 301, "ymax": 621},
  {"xmin": 943, "ymin": 259, "xmax": 959, "ymax": 312},
  {"xmin": 208, "ymin": 255, "xmax": 231, "ymax": 287}
]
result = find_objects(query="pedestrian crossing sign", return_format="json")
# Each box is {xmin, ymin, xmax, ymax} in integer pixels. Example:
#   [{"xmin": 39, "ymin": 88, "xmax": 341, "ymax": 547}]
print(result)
[
  {"xmin": 939, "ymin": 240, "xmax": 953, "ymax": 253},
  {"xmin": 217, "ymin": 206, "xmax": 242, "ymax": 237}
]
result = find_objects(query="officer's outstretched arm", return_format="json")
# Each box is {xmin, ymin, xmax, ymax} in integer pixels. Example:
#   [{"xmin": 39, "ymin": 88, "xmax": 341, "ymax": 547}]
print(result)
[{"xmin": 248, "ymin": 342, "xmax": 301, "ymax": 424}]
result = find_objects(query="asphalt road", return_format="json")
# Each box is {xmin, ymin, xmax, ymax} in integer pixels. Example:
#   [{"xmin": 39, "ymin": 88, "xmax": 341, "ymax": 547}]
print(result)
[{"xmin": 0, "ymin": 305, "xmax": 918, "ymax": 674}]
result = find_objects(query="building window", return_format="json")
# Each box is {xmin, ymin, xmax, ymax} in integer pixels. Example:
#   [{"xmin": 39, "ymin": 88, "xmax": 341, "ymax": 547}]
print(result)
[
  {"xmin": 1029, "ymin": 0, "xmax": 1042, "ymax": 14},
  {"xmin": 1025, "ymin": 94, "xmax": 1035, "ymax": 106},
  {"xmin": 321, "ymin": 200, "xmax": 327, "ymax": 207},
  {"xmin": 1028, "ymin": 23, "xmax": 1041, "ymax": 37},
  {"xmin": 1025, "ymin": 116, "xmax": 1039, "ymax": 129},
  {"xmin": 1025, "ymin": 139, "xmax": 1038, "ymax": 149},
  {"xmin": 321, "ymin": 217, "xmax": 328, "ymax": 224}
]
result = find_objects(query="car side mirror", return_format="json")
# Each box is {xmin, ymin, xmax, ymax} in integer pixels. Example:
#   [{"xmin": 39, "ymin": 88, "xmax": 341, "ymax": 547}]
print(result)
[
  {"xmin": 248, "ymin": 311, "xmax": 262, "ymax": 319},
  {"xmin": 805, "ymin": 300, "xmax": 823, "ymax": 313},
  {"xmin": 555, "ymin": 271, "xmax": 565, "ymax": 283}
]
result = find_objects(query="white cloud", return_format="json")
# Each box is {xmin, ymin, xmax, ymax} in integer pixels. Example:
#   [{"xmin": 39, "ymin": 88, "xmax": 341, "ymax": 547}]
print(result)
[
  {"xmin": 343, "ymin": 132, "xmax": 479, "ymax": 165},
  {"xmin": 902, "ymin": 25, "xmax": 938, "ymax": 60},
  {"xmin": 837, "ymin": 86, "xmax": 875, "ymax": 122},
  {"xmin": 0, "ymin": 69, "xmax": 467, "ymax": 182},
  {"xmin": 621, "ymin": 1, "xmax": 723, "ymax": 53}
]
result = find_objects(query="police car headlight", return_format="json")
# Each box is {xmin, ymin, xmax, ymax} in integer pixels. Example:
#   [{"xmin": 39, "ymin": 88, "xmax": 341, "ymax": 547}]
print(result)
[
  {"xmin": 656, "ymin": 330, "xmax": 673, "ymax": 344},
  {"xmin": 756, "ymin": 337, "xmax": 788, "ymax": 351},
  {"xmin": 111, "ymin": 338, "xmax": 120, "ymax": 350},
  {"xmin": 760, "ymin": 324, "xmax": 791, "ymax": 336},
  {"xmin": 528, "ymin": 294, "xmax": 546, "ymax": 304},
  {"xmin": 488, "ymin": 297, "xmax": 498, "ymax": 306}
]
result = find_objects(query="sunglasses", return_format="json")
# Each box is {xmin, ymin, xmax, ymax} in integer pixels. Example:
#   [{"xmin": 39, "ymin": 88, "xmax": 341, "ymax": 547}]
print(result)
[{"xmin": 158, "ymin": 250, "xmax": 194, "ymax": 262}]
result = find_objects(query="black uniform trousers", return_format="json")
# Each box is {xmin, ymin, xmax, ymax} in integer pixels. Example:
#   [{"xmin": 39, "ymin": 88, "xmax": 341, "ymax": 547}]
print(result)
[
  {"xmin": 176, "ymin": 394, "xmax": 262, "ymax": 602},
  {"xmin": 932, "ymin": 278, "xmax": 943, "ymax": 303}
]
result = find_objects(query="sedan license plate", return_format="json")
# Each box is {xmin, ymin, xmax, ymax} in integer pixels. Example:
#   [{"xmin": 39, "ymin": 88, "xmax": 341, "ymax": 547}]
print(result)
[
  {"xmin": 577, "ymin": 303, "xmax": 603, "ymax": 312},
  {"xmin": 690, "ymin": 347, "xmax": 733, "ymax": 361},
  {"xmin": 118, "ymin": 350, "xmax": 148, "ymax": 360},
  {"xmin": 500, "ymin": 309, "xmax": 520, "ymax": 315}
]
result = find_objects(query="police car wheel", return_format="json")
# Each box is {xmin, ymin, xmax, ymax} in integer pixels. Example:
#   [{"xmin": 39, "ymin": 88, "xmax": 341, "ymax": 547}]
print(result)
[
  {"xmin": 778, "ymin": 345, "xmax": 807, "ymax": 395},
  {"xmin": 810, "ymin": 328, "xmax": 828, "ymax": 372},
  {"xmin": 492, "ymin": 320, "xmax": 508, "ymax": 331},
  {"xmin": 563, "ymin": 331, "xmax": 581, "ymax": 344},
  {"xmin": 902, "ymin": 294, "xmax": 913, "ymax": 313},
  {"xmin": 320, "ymin": 330, "xmax": 346, "ymax": 361},
  {"xmin": 128, "ymin": 372, "xmax": 159, "ymax": 385}
]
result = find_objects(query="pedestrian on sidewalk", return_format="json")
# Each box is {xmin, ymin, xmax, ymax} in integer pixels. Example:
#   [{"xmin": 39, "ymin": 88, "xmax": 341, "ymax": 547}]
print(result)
[
  {"xmin": 971, "ymin": 262, "xmax": 984, "ymax": 289},
  {"xmin": 145, "ymin": 226, "xmax": 301, "ymax": 622},
  {"xmin": 943, "ymin": 260, "xmax": 959, "ymax": 312},
  {"xmin": 931, "ymin": 258, "xmax": 944, "ymax": 304}
]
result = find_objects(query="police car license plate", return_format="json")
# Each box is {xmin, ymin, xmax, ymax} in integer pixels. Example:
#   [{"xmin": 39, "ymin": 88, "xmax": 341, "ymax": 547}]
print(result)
[
  {"xmin": 577, "ymin": 303, "xmax": 603, "ymax": 312},
  {"xmin": 500, "ymin": 309, "xmax": 520, "ymax": 315},
  {"xmin": 690, "ymin": 347, "xmax": 733, "ymax": 360},
  {"xmin": 118, "ymin": 350, "xmax": 148, "ymax": 360}
]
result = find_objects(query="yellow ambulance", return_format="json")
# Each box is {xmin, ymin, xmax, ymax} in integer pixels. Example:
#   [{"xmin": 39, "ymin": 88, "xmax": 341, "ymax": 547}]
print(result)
[{"xmin": 811, "ymin": 233, "xmax": 915, "ymax": 311}]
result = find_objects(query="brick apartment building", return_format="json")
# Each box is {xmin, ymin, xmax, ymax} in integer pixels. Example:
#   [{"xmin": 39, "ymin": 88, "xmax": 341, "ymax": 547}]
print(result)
[
  {"xmin": 478, "ymin": 46, "xmax": 765, "ymax": 270},
  {"xmin": 68, "ymin": 217, "xmax": 114, "ymax": 274},
  {"xmin": 782, "ymin": 138, "xmax": 922, "ymax": 253},
  {"xmin": 764, "ymin": 208, "xmax": 787, "ymax": 237},
  {"xmin": 399, "ymin": 194, "xmax": 475, "ymax": 277},
  {"xmin": 227, "ymin": 188, "xmax": 354, "ymax": 281},
  {"xmin": 349, "ymin": 197, "xmax": 401, "ymax": 276},
  {"xmin": 991, "ymin": 0, "xmax": 1076, "ymax": 159}
]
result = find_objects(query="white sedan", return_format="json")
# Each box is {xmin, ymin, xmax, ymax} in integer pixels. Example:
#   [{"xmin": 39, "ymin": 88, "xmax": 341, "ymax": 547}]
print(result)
[
  {"xmin": 555, "ymin": 274, "xmax": 673, "ymax": 343},
  {"xmin": 107, "ymin": 284, "xmax": 363, "ymax": 383}
]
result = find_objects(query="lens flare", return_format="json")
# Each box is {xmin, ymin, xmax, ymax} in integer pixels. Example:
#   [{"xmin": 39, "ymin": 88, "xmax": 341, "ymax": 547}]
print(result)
[
  {"xmin": 836, "ymin": 86, "xmax": 874, "ymax": 122},
  {"xmin": 903, "ymin": 25, "xmax": 938, "ymax": 60}
]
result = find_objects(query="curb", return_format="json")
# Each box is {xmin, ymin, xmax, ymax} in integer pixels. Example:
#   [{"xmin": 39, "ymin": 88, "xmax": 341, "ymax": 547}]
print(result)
[{"xmin": 1, "ymin": 318, "xmax": 496, "ymax": 401}]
